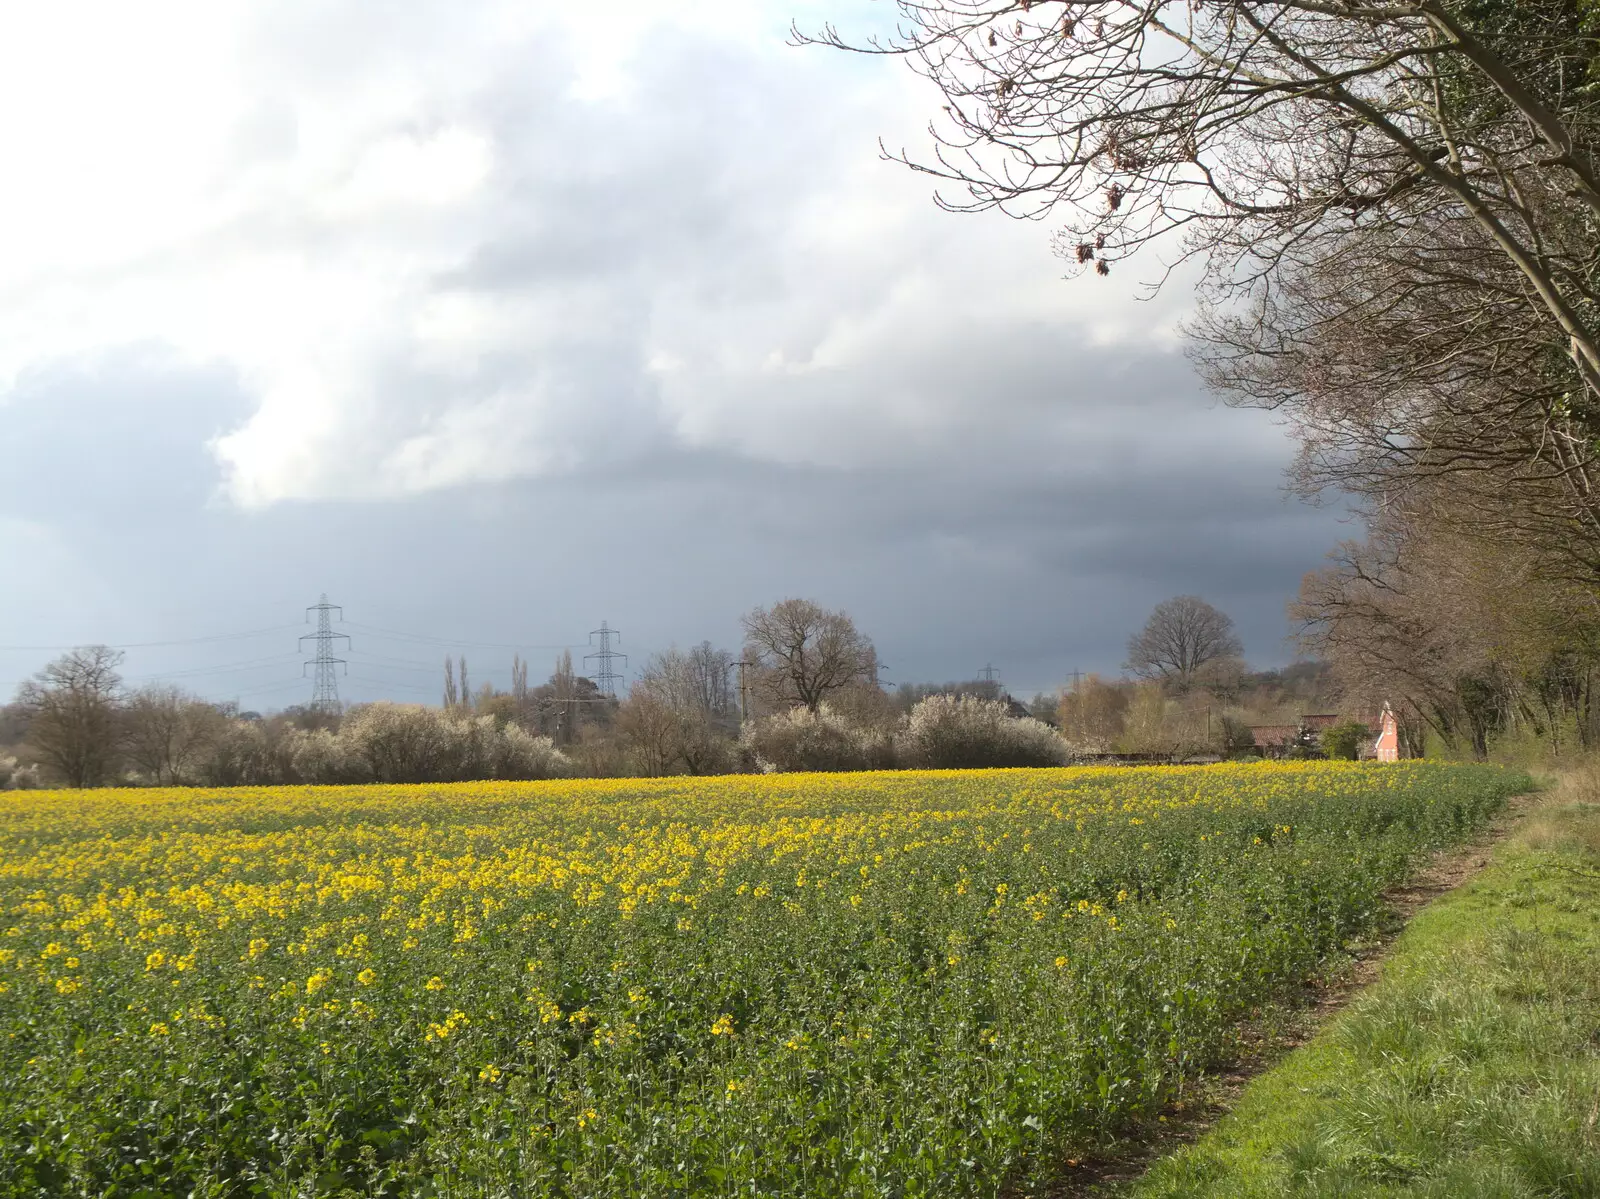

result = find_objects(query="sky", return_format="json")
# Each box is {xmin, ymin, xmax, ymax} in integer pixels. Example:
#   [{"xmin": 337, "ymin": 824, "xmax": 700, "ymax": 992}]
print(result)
[{"xmin": 0, "ymin": 0, "xmax": 1352, "ymax": 707}]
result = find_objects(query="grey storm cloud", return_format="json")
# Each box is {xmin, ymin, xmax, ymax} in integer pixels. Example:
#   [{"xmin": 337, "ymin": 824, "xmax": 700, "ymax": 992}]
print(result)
[{"xmin": 0, "ymin": 1, "xmax": 1351, "ymax": 704}]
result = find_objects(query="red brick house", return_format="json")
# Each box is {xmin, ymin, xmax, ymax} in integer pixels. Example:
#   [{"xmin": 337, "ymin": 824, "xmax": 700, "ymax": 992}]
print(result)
[
  {"xmin": 1248, "ymin": 714, "xmax": 1356, "ymax": 758},
  {"xmin": 1247, "ymin": 724, "xmax": 1302, "ymax": 756}
]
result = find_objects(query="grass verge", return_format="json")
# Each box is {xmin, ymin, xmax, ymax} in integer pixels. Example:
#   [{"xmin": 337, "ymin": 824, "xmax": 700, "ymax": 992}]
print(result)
[{"xmin": 1125, "ymin": 771, "xmax": 1600, "ymax": 1198}]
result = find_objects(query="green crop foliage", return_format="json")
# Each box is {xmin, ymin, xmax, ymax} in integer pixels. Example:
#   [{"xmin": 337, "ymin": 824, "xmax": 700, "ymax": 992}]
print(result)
[
  {"xmin": 0, "ymin": 762, "xmax": 1527, "ymax": 1197},
  {"xmin": 1134, "ymin": 785, "xmax": 1600, "ymax": 1198}
]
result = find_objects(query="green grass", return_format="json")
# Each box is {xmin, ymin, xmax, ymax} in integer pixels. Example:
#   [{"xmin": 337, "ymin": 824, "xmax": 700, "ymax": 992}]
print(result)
[{"xmin": 1130, "ymin": 780, "xmax": 1600, "ymax": 1199}]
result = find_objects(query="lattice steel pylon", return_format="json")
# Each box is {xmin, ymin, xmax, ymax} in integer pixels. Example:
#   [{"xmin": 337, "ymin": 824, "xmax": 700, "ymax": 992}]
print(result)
[
  {"xmin": 300, "ymin": 594, "xmax": 350, "ymax": 714},
  {"xmin": 584, "ymin": 620, "xmax": 626, "ymax": 698}
]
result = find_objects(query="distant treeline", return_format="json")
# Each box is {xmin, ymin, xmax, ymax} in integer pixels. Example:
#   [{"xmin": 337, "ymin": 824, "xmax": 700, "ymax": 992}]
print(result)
[{"xmin": 1, "ymin": 597, "xmax": 1366, "ymax": 791}]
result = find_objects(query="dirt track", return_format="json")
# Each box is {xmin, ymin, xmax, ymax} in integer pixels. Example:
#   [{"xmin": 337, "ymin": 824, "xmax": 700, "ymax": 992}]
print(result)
[{"xmin": 1041, "ymin": 785, "xmax": 1547, "ymax": 1197}]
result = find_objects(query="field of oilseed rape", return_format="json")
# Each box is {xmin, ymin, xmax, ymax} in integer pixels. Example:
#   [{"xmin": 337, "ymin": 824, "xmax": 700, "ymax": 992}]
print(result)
[{"xmin": 0, "ymin": 763, "xmax": 1526, "ymax": 1197}]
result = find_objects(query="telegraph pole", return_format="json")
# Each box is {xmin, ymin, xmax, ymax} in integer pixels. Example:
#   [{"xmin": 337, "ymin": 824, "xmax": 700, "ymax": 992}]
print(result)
[
  {"xmin": 584, "ymin": 620, "xmax": 627, "ymax": 699},
  {"xmin": 300, "ymin": 594, "xmax": 350, "ymax": 715},
  {"xmin": 734, "ymin": 659, "xmax": 755, "ymax": 724}
]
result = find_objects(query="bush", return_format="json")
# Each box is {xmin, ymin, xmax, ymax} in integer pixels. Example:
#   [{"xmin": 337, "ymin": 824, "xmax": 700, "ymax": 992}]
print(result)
[
  {"xmin": 741, "ymin": 705, "xmax": 884, "ymax": 773},
  {"xmin": 196, "ymin": 721, "xmax": 296, "ymax": 787},
  {"xmin": 490, "ymin": 722, "xmax": 573, "ymax": 781},
  {"xmin": 184, "ymin": 706, "xmax": 574, "ymax": 787},
  {"xmin": 287, "ymin": 728, "xmax": 373, "ymax": 785},
  {"xmin": 0, "ymin": 756, "xmax": 42, "ymax": 790},
  {"xmin": 899, "ymin": 695, "xmax": 1069, "ymax": 769},
  {"xmin": 340, "ymin": 704, "xmax": 457, "ymax": 783},
  {"xmin": 340, "ymin": 704, "xmax": 571, "ymax": 783},
  {"xmin": 1321, "ymin": 719, "xmax": 1372, "ymax": 761}
]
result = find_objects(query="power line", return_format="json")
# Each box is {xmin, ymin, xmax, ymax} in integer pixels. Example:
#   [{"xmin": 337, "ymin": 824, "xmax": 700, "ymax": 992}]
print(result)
[
  {"xmin": 123, "ymin": 653, "xmax": 305, "ymax": 683},
  {"xmin": 231, "ymin": 678, "xmax": 321, "ymax": 699},
  {"xmin": 345, "ymin": 655, "xmax": 546, "ymax": 685},
  {"xmin": 300, "ymin": 595, "xmax": 349, "ymax": 715},
  {"xmin": 341, "ymin": 622, "xmax": 578, "ymax": 652},
  {"xmin": 344, "ymin": 650, "xmax": 444, "ymax": 669},
  {"xmin": 347, "ymin": 674, "xmax": 436, "ymax": 695},
  {"xmin": 0, "ymin": 610, "xmax": 632, "ymax": 708},
  {"xmin": 0, "ymin": 624, "xmax": 302, "ymax": 653},
  {"xmin": 343, "ymin": 655, "xmax": 446, "ymax": 677},
  {"xmin": 584, "ymin": 620, "xmax": 626, "ymax": 699}
]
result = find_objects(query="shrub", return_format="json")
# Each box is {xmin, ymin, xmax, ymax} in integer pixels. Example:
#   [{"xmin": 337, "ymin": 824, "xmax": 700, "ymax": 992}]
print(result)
[
  {"xmin": 1321, "ymin": 719, "xmax": 1372, "ymax": 761},
  {"xmin": 0, "ymin": 756, "xmax": 42, "ymax": 790},
  {"xmin": 196, "ymin": 721, "xmax": 296, "ymax": 787},
  {"xmin": 489, "ymin": 722, "xmax": 573, "ymax": 781},
  {"xmin": 339, "ymin": 704, "xmax": 572, "ymax": 783},
  {"xmin": 340, "ymin": 704, "xmax": 460, "ymax": 783},
  {"xmin": 741, "ymin": 705, "xmax": 882, "ymax": 773},
  {"xmin": 185, "ymin": 706, "xmax": 574, "ymax": 787},
  {"xmin": 899, "ymin": 695, "xmax": 1068, "ymax": 769},
  {"xmin": 287, "ymin": 728, "xmax": 373, "ymax": 785}
]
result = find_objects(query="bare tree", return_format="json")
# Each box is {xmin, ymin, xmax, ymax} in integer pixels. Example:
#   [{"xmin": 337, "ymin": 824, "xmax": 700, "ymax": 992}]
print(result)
[
  {"xmin": 741, "ymin": 599, "xmax": 878, "ymax": 713},
  {"xmin": 0, "ymin": 702, "xmax": 29, "ymax": 748},
  {"xmin": 634, "ymin": 646, "xmax": 732, "ymax": 723},
  {"xmin": 1294, "ymin": 498, "xmax": 1600, "ymax": 758},
  {"xmin": 548, "ymin": 651, "xmax": 580, "ymax": 744},
  {"xmin": 16, "ymin": 646, "xmax": 125, "ymax": 787},
  {"xmin": 123, "ymin": 685, "xmax": 230, "ymax": 785},
  {"xmin": 1056, "ymin": 673, "xmax": 1128, "ymax": 750},
  {"xmin": 1126, "ymin": 596, "xmax": 1244, "ymax": 689},
  {"xmin": 623, "ymin": 646, "xmax": 739, "ymax": 774},
  {"xmin": 443, "ymin": 655, "xmax": 459, "ymax": 711},
  {"xmin": 685, "ymin": 642, "xmax": 738, "ymax": 729},
  {"xmin": 616, "ymin": 690, "xmax": 684, "ymax": 777},
  {"xmin": 1191, "ymin": 202, "xmax": 1600, "ymax": 580},
  {"xmin": 894, "ymin": 678, "xmax": 1003, "ymax": 712},
  {"xmin": 804, "ymin": 2, "xmax": 1600, "ymax": 407},
  {"xmin": 1119, "ymin": 682, "xmax": 1172, "ymax": 753}
]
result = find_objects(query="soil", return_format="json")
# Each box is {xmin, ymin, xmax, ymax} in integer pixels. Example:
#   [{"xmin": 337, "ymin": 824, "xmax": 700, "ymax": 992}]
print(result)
[{"xmin": 1033, "ymin": 787, "xmax": 1546, "ymax": 1197}]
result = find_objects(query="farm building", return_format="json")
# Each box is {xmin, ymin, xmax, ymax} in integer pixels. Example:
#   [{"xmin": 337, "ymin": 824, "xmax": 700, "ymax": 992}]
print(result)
[{"xmin": 1249, "ymin": 713, "xmax": 1365, "ymax": 759}]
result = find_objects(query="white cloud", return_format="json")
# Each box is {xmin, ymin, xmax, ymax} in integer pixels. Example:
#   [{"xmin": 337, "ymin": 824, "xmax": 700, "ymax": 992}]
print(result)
[
  {"xmin": 316, "ymin": 128, "xmax": 492, "ymax": 220},
  {"xmin": 0, "ymin": 0, "xmax": 1203, "ymax": 509}
]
